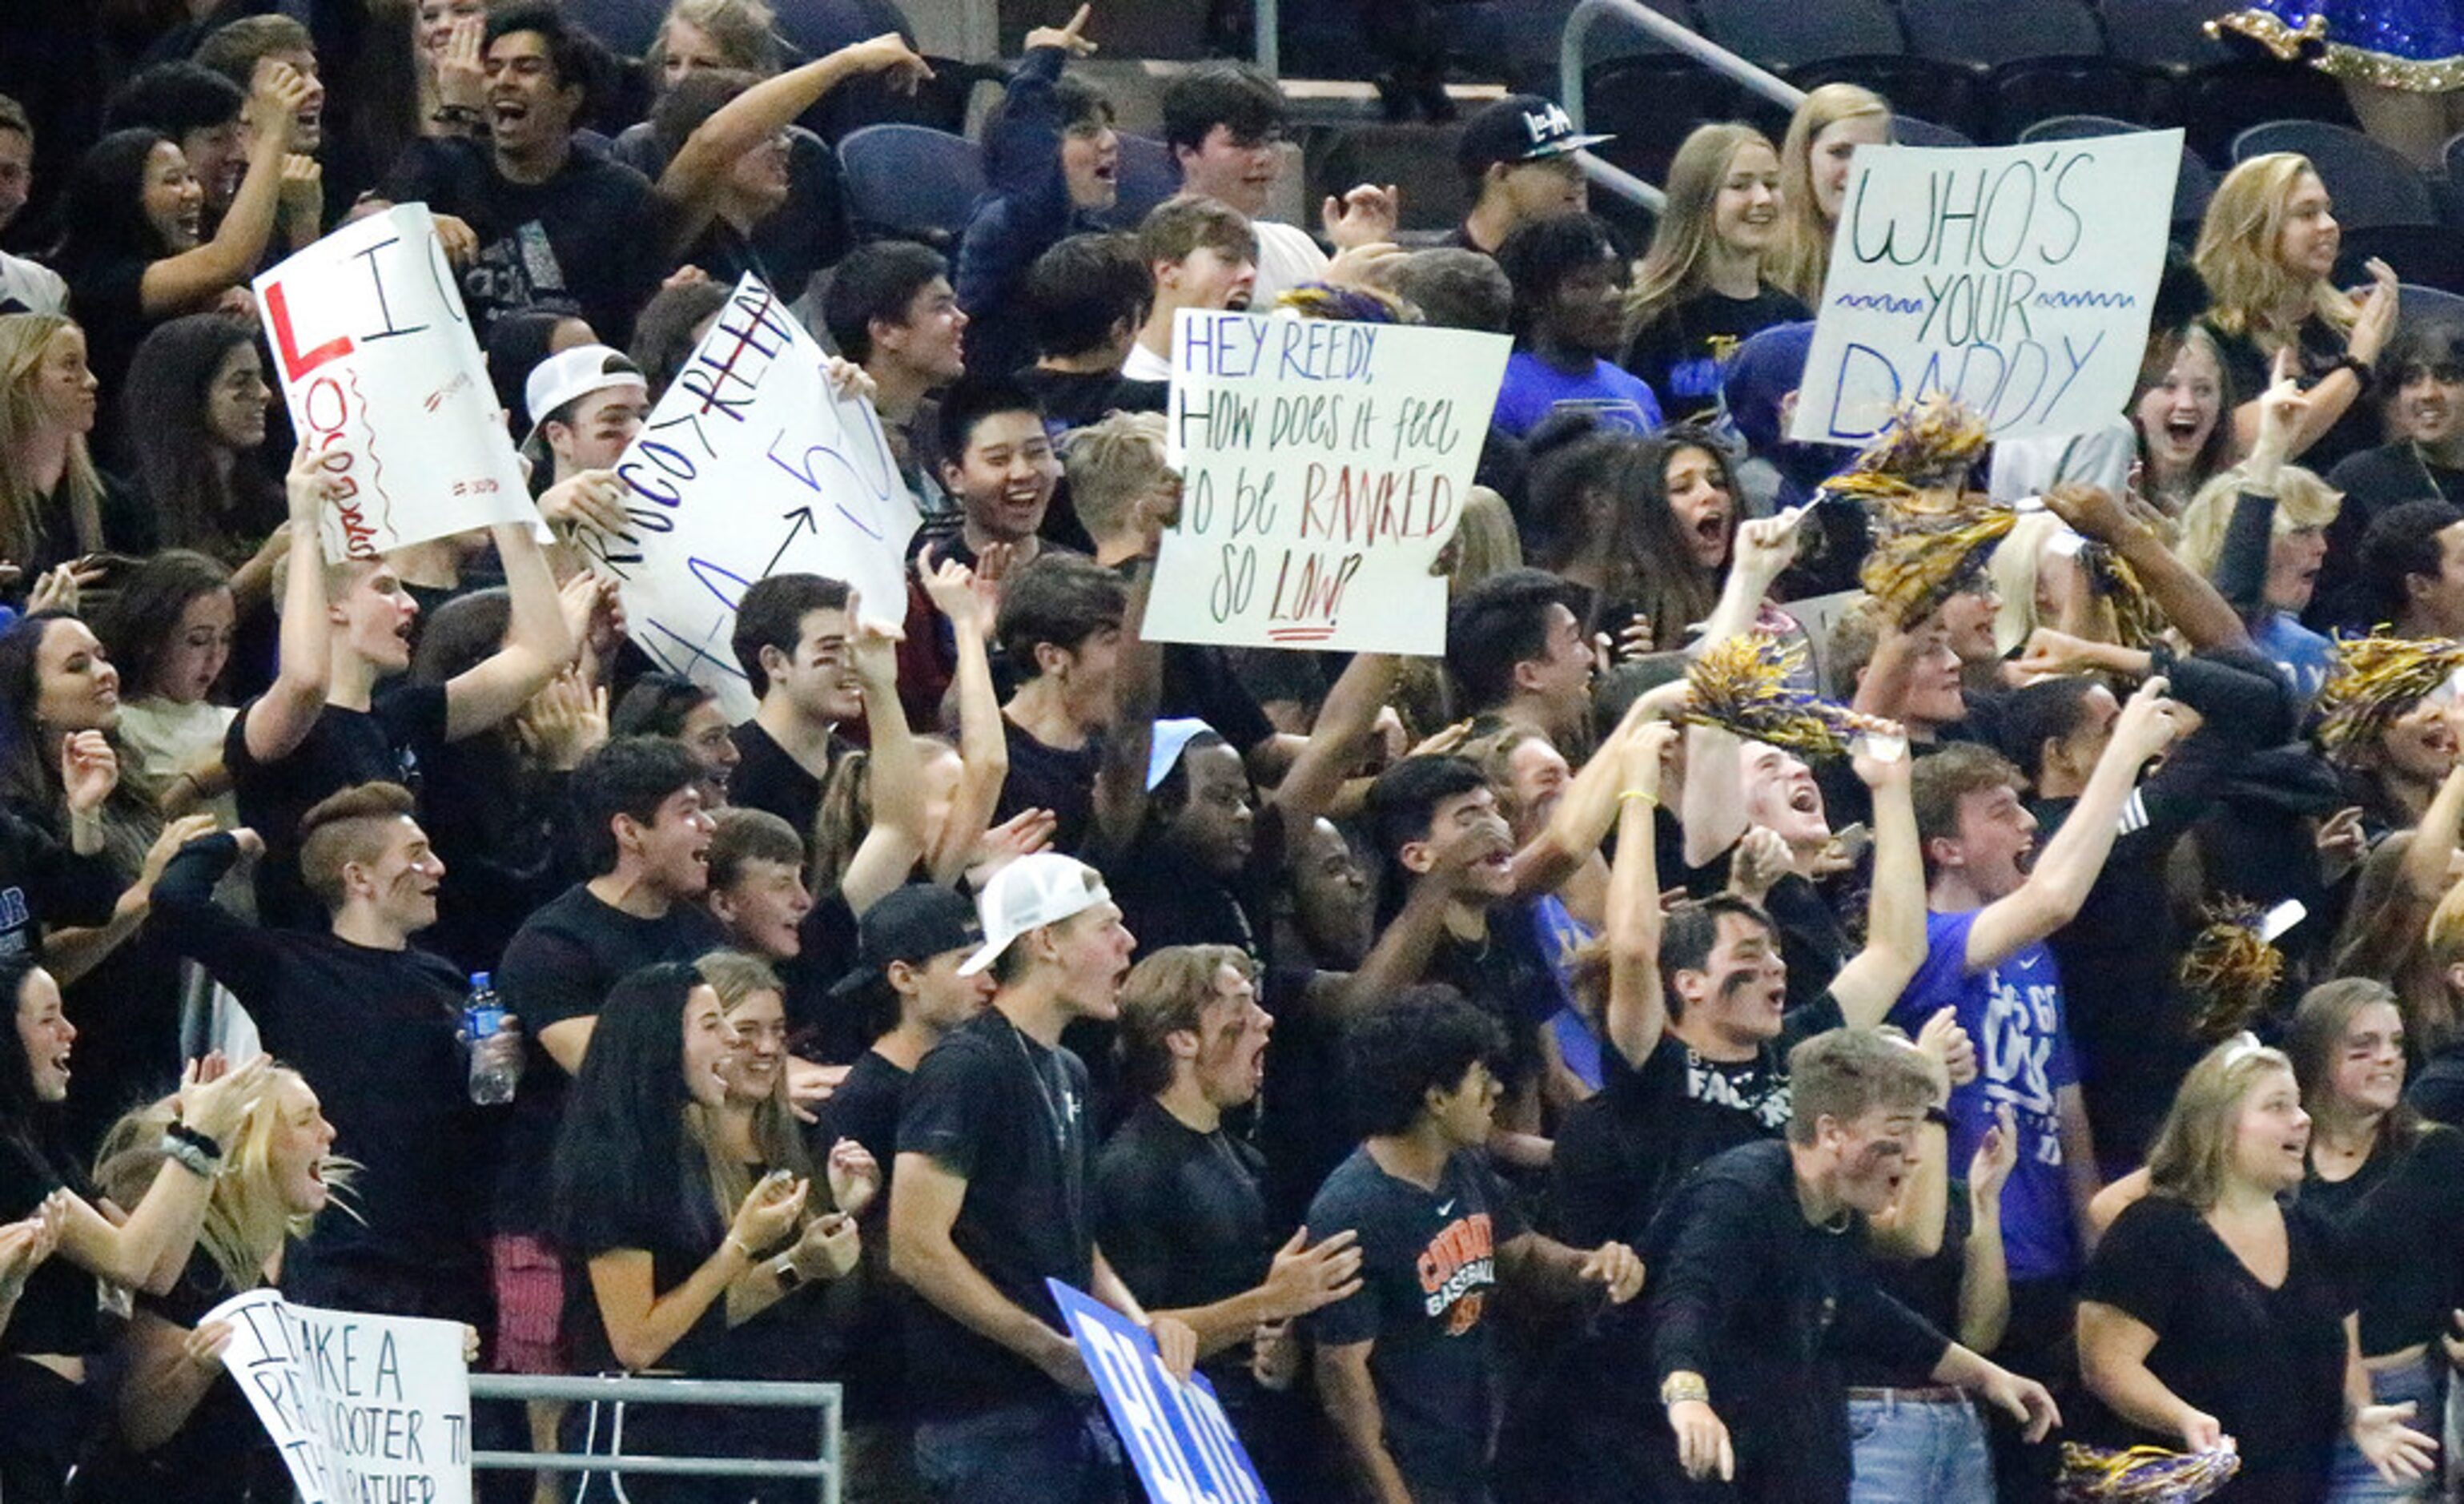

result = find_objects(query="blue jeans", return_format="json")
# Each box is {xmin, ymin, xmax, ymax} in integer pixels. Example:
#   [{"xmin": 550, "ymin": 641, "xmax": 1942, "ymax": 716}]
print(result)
[
  {"xmin": 914, "ymin": 1395, "xmax": 1127, "ymax": 1504},
  {"xmin": 1849, "ymin": 1389, "xmax": 1996, "ymax": 1504},
  {"xmin": 2326, "ymin": 1353, "xmax": 2442, "ymax": 1504}
]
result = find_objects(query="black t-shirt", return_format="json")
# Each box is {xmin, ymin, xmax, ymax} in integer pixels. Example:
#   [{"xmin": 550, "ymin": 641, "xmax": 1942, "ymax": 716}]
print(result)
[
  {"xmin": 1622, "ymin": 286, "xmax": 1811, "ymax": 424},
  {"xmin": 995, "ymin": 715, "xmax": 1102, "ymax": 855},
  {"xmin": 1844, "ymin": 1185, "xmax": 1973, "ymax": 1388},
  {"xmin": 0, "ymin": 1131, "xmax": 94, "ymax": 1357},
  {"xmin": 495, "ymin": 885, "xmax": 725, "ymax": 1235},
  {"xmin": 2410, "ymin": 1048, "xmax": 2464, "ymax": 1126},
  {"xmin": 728, "ymin": 720, "xmax": 837, "ymax": 853},
  {"xmin": 0, "ymin": 804, "xmax": 121, "ymax": 961},
  {"xmin": 1023, "ymin": 367, "xmax": 1168, "ymax": 432},
  {"xmin": 1306, "ymin": 1145, "xmax": 1529, "ymax": 1491},
  {"xmin": 1095, "ymin": 1100, "xmax": 1272, "ymax": 1396},
  {"xmin": 421, "ymin": 741, "xmax": 573, "ymax": 976},
  {"xmin": 2321, "ymin": 441, "xmax": 2464, "ymax": 629},
  {"xmin": 1425, "ymin": 906, "xmax": 1562, "ymax": 1092},
  {"xmin": 2204, "ymin": 315, "xmax": 2378, "ymax": 486},
  {"xmin": 65, "ymin": 252, "xmax": 154, "ymax": 416},
  {"xmin": 380, "ymin": 135, "xmax": 665, "ymax": 344},
  {"xmin": 895, "ymin": 1008, "xmax": 1097, "ymax": 1418},
  {"xmin": 74, "ymin": 1249, "xmax": 286, "ymax": 1502},
  {"xmin": 2300, "ymin": 1126, "xmax": 2464, "ymax": 1357},
  {"xmin": 811, "ymin": 1046, "xmax": 911, "ymax": 1424},
  {"xmin": 154, "ymin": 835, "xmax": 490, "ymax": 1280},
  {"xmin": 778, "ymin": 888, "xmax": 861, "ymax": 1062},
  {"xmin": 1553, "ymin": 991, "xmax": 1847, "ymax": 1248},
  {"xmin": 562, "ymin": 1172, "xmax": 733, "ymax": 1377},
  {"xmin": 226, "ymin": 684, "xmax": 451, "ymax": 931},
  {"xmin": 2079, "ymin": 1196, "xmax": 2350, "ymax": 1504}
]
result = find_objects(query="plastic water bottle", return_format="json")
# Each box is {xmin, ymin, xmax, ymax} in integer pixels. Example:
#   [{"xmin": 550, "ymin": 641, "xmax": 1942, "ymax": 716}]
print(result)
[{"xmin": 464, "ymin": 972, "xmax": 516, "ymax": 1105}]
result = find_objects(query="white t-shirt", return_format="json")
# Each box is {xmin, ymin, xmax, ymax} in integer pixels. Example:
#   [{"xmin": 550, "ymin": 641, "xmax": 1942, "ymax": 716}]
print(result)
[
  {"xmin": 1251, "ymin": 219, "xmax": 1329, "ymax": 304},
  {"xmin": 0, "ymin": 251, "xmax": 67, "ymax": 316},
  {"xmin": 1123, "ymin": 341, "xmax": 1172, "ymax": 383}
]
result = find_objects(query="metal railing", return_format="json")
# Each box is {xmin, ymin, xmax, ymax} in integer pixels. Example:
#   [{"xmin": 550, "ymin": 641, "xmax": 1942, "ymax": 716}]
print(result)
[
  {"xmin": 468, "ymin": 1373, "xmax": 844, "ymax": 1503},
  {"xmin": 1562, "ymin": 0, "xmax": 1813, "ymax": 212}
]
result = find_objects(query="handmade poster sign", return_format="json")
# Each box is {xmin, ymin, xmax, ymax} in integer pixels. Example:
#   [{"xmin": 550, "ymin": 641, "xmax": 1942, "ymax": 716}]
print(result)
[
  {"xmin": 1149, "ymin": 309, "xmax": 1510, "ymax": 653},
  {"xmin": 570, "ymin": 273, "xmax": 921, "ymax": 721},
  {"xmin": 1048, "ymin": 1279, "xmax": 1271, "ymax": 1504},
  {"xmin": 208, "ymin": 1286, "xmax": 473, "ymax": 1504},
  {"xmin": 1790, "ymin": 131, "xmax": 2180, "ymax": 444},
  {"xmin": 253, "ymin": 202, "xmax": 538, "ymax": 560}
]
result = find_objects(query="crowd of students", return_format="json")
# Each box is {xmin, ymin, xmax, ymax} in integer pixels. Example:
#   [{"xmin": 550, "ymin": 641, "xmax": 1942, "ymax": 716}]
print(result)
[{"xmin": 5, "ymin": 3, "xmax": 2464, "ymax": 1504}]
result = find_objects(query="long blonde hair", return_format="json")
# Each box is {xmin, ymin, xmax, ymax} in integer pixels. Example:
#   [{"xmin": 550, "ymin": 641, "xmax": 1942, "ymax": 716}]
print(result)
[
  {"xmin": 0, "ymin": 316, "xmax": 107, "ymax": 569},
  {"xmin": 1626, "ymin": 123, "xmax": 1780, "ymax": 335},
  {"xmin": 689, "ymin": 950, "xmax": 815, "ymax": 1227},
  {"xmin": 1770, "ymin": 84, "xmax": 1891, "ymax": 306},
  {"xmin": 2193, "ymin": 153, "xmax": 2357, "ymax": 342},
  {"xmin": 2144, "ymin": 1036, "xmax": 2297, "ymax": 1210},
  {"xmin": 94, "ymin": 1068, "xmax": 352, "ymax": 1297}
]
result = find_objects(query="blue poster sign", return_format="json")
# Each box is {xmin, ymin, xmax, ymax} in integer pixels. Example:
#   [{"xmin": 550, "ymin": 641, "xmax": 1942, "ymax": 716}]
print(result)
[{"xmin": 1047, "ymin": 1279, "xmax": 1272, "ymax": 1504}]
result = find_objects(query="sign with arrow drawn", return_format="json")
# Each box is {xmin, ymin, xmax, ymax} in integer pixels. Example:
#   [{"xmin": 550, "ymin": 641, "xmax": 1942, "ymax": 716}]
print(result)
[{"xmin": 573, "ymin": 273, "xmax": 922, "ymax": 720}]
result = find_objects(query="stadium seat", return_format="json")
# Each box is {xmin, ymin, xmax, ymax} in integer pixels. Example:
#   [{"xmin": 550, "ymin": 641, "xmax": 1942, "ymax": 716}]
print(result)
[
  {"xmin": 1891, "ymin": 115, "xmax": 1978, "ymax": 150},
  {"xmin": 2176, "ymin": 60, "xmax": 2359, "ymax": 163},
  {"xmin": 2016, "ymin": 114, "xmax": 2143, "ymax": 141},
  {"xmin": 2016, "ymin": 115, "xmax": 2219, "ymax": 232},
  {"xmin": 2398, "ymin": 283, "xmax": 2464, "ymax": 337},
  {"xmin": 1695, "ymin": 0, "xmax": 1903, "ymax": 70},
  {"xmin": 1099, "ymin": 133, "xmax": 1180, "ymax": 232},
  {"xmin": 2233, "ymin": 120, "xmax": 2437, "ymax": 228},
  {"xmin": 2337, "ymin": 227, "xmax": 2464, "ymax": 297},
  {"xmin": 2096, "ymin": 0, "xmax": 2237, "ymax": 70},
  {"xmin": 1984, "ymin": 58, "xmax": 2169, "ymax": 143},
  {"xmin": 2446, "ymin": 130, "xmax": 2464, "ymax": 188},
  {"xmin": 1783, "ymin": 57, "xmax": 1985, "ymax": 145},
  {"xmin": 837, "ymin": 125, "xmax": 987, "ymax": 248},
  {"xmin": 1581, "ymin": 54, "xmax": 1744, "ymax": 185},
  {"xmin": 1313, "ymin": 124, "xmax": 1474, "ymax": 235},
  {"xmin": 1505, "ymin": 0, "xmax": 1702, "ymax": 96},
  {"xmin": 1902, "ymin": 0, "xmax": 2100, "ymax": 67}
]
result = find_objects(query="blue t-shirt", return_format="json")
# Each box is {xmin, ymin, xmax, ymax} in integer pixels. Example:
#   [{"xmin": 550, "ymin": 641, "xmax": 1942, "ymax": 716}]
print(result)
[
  {"xmin": 1891, "ymin": 909, "xmax": 2081, "ymax": 1283},
  {"xmin": 1489, "ymin": 350, "xmax": 1664, "ymax": 438},
  {"xmin": 2253, "ymin": 611, "xmax": 2333, "ymax": 706}
]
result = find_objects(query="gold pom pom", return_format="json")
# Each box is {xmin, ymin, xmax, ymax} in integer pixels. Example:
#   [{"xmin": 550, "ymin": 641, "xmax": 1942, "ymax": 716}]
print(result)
[
  {"xmin": 2181, "ymin": 899, "xmax": 2285, "ymax": 1043},
  {"xmin": 1682, "ymin": 633, "xmax": 1851, "ymax": 756},
  {"xmin": 2315, "ymin": 635, "xmax": 2464, "ymax": 754},
  {"xmin": 1860, "ymin": 508, "xmax": 2018, "ymax": 628},
  {"xmin": 1851, "ymin": 392, "xmax": 1990, "ymax": 487}
]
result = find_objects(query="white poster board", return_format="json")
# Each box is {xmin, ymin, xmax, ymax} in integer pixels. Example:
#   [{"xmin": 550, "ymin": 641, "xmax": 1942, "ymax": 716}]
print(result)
[
  {"xmin": 1148, "ymin": 309, "xmax": 1510, "ymax": 653},
  {"xmin": 1789, "ymin": 131, "xmax": 2180, "ymax": 445},
  {"xmin": 569, "ymin": 274, "xmax": 920, "ymax": 722},
  {"xmin": 208, "ymin": 1287, "xmax": 472, "ymax": 1504},
  {"xmin": 253, "ymin": 202, "xmax": 540, "ymax": 561}
]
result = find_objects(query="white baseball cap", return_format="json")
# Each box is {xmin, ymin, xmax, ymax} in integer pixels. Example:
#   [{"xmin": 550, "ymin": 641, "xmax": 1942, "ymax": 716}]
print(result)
[
  {"xmin": 522, "ymin": 344, "xmax": 646, "ymax": 444},
  {"xmin": 957, "ymin": 852, "xmax": 1113, "ymax": 976}
]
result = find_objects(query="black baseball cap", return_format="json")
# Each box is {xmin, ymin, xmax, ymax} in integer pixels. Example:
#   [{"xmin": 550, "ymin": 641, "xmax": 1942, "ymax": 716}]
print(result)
[
  {"xmin": 1457, "ymin": 93, "xmax": 1613, "ymax": 178},
  {"xmin": 828, "ymin": 884, "xmax": 984, "ymax": 999}
]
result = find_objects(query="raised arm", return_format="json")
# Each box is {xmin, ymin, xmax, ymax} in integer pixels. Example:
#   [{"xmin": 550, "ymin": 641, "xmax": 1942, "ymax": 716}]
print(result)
[
  {"xmin": 1602, "ymin": 724, "xmax": 1676, "ymax": 1068},
  {"xmin": 1266, "ymin": 651, "xmax": 1401, "ymax": 846},
  {"xmin": 1088, "ymin": 501, "xmax": 1173, "ymax": 863},
  {"xmin": 138, "ymin": 61, "xmax": 308, "ymax": 315},
  {"xmin": 442, "ymin": 522, "xmax": 577, "ymax": 741},
  {"xmin": 838, "ymin": 610, "xmax": 927, "ymax": 915},
  {"xmin": 240, "ymin": 445, "xmax": 338, "ymax": 765},
  {"xmin": 657, "ymin": 34, "xmax": 931, "ymax": 256},
  {"xmin": 56, "ymin": 1058, "xmax": 266, "ymax": 1293},
  {"xmin": 2043, "ymin": 482, "xmax": 2247, "ymax": 653},
  {"xmin": 919, "ymin": 553, "xmax": 1009, "ymax": 886},
  {"xmin": 1965, "ymin": 677, "xmax": 2180, "ymax": 970},
  {"xmin": 1830, "ymin": 737, "xmax": 1922, "ymax": 1025},
  {"xmin": 1691, "ymin": 507, "xmax": 1807, "ymax": 653},
  {"xmin": 953, "ymin": 17, "xmax": 1092, "ymax": 313}
]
